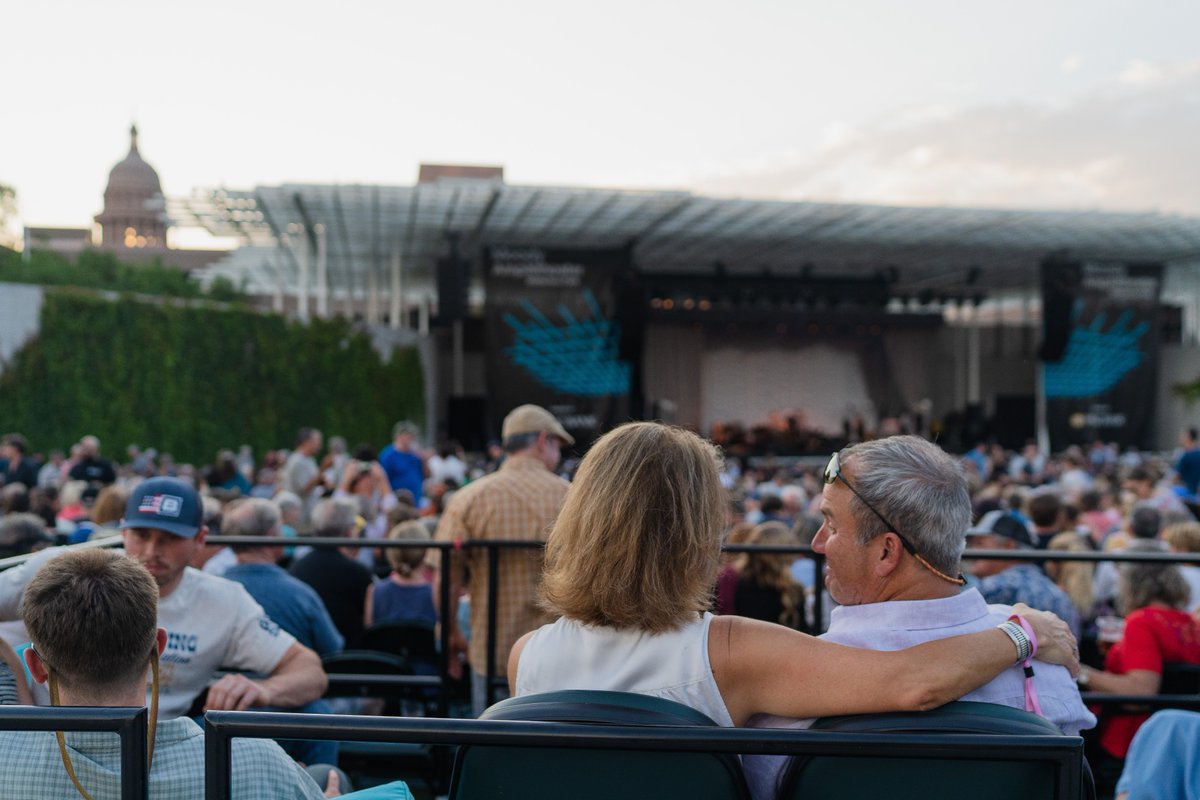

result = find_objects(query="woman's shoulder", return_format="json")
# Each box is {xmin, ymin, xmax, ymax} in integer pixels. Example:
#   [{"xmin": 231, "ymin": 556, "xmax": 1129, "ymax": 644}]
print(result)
[{"xmin": 1127, "ymin": 605, "xmax": 1196, "ymax": 630}]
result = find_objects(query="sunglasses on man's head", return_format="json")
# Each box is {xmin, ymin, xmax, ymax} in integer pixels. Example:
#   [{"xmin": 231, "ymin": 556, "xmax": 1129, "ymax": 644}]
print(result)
[{"xmin": 823, "ymin": 451, "xmax": 966, "ymax": 586}]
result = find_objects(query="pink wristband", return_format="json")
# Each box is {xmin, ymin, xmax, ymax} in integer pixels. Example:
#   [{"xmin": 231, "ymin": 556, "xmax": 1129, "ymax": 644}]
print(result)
[
  {"xmin": 1008, "ymin": 613, "xmax": 1043, "ymax": 716},
  {"xmin": 1009, "ymin": 614, "xmax": 1039, "ymax": 660}
]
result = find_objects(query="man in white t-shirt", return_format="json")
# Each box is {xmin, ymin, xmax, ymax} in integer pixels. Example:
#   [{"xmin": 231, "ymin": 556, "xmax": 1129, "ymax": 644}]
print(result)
[{"xmin": 0, "ymin": 477, "xmax": 327, "ymax": 719}]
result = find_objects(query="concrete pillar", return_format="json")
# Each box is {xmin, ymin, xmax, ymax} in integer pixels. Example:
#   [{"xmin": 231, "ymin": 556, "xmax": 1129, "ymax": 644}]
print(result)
[
  {"xmin": 966, "ymin": 303, "xmax": 981, "ymax": 405},
  {"xmin": 292, "ymin": 228, "xmax": 309, "ymax": 323},
  {"xmin": 390, "ymin": 251, "xmax": 402, "ymax": 330},
  {"xmin": 315, "ymin": 224, "xmax": 328, "ymax": 318},
  {"xmin": 366, "ymin": 266, "xmax": 379, "ymax": 324},
  {"xmin": 272, "ymin": 240, "xmax": 285, "ymax": 314}
]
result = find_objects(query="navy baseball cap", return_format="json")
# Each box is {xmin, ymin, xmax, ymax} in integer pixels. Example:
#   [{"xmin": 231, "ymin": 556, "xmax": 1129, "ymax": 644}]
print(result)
[
  {"xmin": 121, "ymin": 477, "xmax": 204, "ymax": 539},
  {"xmin": 966, "ymin": 510, "xmax": 1036, "ymax": 548}
]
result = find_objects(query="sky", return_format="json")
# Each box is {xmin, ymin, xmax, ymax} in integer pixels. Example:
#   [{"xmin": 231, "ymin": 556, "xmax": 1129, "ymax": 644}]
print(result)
[{"xmin": 3, "ymin": 0, "xmax": 1199, "ymax": 245}]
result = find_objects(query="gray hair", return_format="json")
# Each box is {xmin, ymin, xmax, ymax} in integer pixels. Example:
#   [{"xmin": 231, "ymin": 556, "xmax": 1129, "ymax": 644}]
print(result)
[
  {"xmin": 223, "ymin": 498, "xmax": 282, "ymax": 552},
  {"xmin": 503, "ymin": 431, "xmax": 540, "ymax": 453},
  {"xmin": 0, "ymin": 513, "xmax": 49, "ymax": 558},
  {"xmin": 311, "ymin": 496, "xmax": 360, "ymax": 538},
  {"xmin": 273, "ymin": 491, "xmax": 302, "ymax": 514},
  {"xmin": 840, "ymin": 435, "xmax": 970, "ymax": 575},
  {"xmin": 1119, "ymin": 538, "xmax": 1190, "ymax": 613}
]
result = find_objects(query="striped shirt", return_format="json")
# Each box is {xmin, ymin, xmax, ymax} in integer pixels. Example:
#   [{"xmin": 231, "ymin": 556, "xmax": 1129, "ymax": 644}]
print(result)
[{"xmin": 435, "ymin": 454, "xmax": 569, "ymax": 675}]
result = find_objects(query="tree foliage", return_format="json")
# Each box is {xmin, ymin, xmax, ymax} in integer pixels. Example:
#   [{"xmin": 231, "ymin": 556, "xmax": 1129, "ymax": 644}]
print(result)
[
  {"xmin": 0, "ymin": 247, "xmax": 247, "ymax": 302},
  {"xmin": 0, "ymin": 289, "xmax": 424, "ymax": 464}
]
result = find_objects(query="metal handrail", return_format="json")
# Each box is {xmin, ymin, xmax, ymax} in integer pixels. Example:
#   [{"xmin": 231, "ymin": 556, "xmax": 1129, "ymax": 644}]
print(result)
[
  {"xmin": 204, "ymin": 710, "xmax": 1083, "ymax": 800},
  {"xmin": 6, "ymin": 536, "xmax": 1200, "ymax": 713},
  {"xmin": 0, "ymin": 705, "xmax": 148, "ymax": 800}
]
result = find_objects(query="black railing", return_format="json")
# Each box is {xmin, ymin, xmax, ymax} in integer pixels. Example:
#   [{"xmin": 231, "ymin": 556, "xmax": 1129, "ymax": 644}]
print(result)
[
  {"xmin": 5, "ymin": 537, "xmax": 1200, "ymax": 713},
  {"xmin": 0, "ymin": 706, "xmax": 149, "ymax": 800},
  {"xmin": 203, "ymin": 710, "xmax": 1083, "ymax": 800}
]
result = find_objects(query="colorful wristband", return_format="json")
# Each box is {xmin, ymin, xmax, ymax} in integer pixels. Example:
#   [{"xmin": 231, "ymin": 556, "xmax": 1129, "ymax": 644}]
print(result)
[{"xmin": 1008, "ymin": 613, "xmax": 1044, "ymax": 716}]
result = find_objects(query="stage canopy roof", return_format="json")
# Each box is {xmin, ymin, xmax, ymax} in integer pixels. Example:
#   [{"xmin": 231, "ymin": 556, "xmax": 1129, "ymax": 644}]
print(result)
[{"xmin": 175, "ymin": 180, "xmax": 1200, "ymax": 302}]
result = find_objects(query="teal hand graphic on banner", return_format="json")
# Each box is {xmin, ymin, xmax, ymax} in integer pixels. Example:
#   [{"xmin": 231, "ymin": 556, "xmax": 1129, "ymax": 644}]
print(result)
[
  {"xmin": 502, "ymin": 289, "xmax": 631, "ymax": 396},
  {"xmin": 1044, "ymin": 308, "xmax": 1148, "ymax": 398}
]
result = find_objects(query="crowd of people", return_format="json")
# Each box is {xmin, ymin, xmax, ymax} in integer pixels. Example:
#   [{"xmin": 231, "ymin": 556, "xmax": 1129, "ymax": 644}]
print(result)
[{"xmin": 0, "ymin": 419, "xmax": 1198, "ymax": 798}]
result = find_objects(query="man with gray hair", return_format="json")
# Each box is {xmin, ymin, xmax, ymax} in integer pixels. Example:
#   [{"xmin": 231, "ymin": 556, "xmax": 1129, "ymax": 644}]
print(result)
[
  {"xmin": 223, "ymin": 497, "xmax": 345, "ymax": 767},
  {"xmin": 0, "ymin": 512, "xmax": 52, "ymax": 559},
  {"xmin": 224, "ymin": 498, "xmax": 345, "ymax": 658},
  {"xmin": 289, "ymin": 497, "xmax": 373, "ymax": 649},
  {"xmin": 743, "ymin": 435, "xmax": 1093, "ymax": 800}
]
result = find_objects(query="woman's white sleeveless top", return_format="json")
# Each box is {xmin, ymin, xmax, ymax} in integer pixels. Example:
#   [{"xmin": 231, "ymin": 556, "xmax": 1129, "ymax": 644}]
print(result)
[{"xmin": 515, "ymin": 611, "xmax": 734, "ymax": 727}]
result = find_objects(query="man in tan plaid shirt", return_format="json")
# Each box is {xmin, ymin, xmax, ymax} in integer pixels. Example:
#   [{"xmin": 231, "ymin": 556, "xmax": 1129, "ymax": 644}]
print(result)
[{"xmin": 434, "ymin": 404, "xmax": 572, "ymax": 715}]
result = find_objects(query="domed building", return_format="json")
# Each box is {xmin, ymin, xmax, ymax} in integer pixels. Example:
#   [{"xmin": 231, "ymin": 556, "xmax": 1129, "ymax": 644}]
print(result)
[
  {"xmin": 23, "ymin": 124, "xmax": 224, "ymax": 270},
  {"xmin": 94, "ymin": 124, "xmax": 167, "ymax": 250}
]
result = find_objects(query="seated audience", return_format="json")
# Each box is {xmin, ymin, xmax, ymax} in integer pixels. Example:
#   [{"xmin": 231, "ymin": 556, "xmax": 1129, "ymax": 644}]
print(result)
[
  {"xmin": 365, "ymin": 520, "xmax": 436, "ymax": 628},
  {"xmin": 290, "ymin": 497, "xmax": 374, "ymax": 649},
  {"xmin": 509, "ymin": 423, "xmax": 1078, "ymax": 751},
  {"xmin": 714, "ymin": 521, "xmax": 755, "ymax": 616},
  {"xmin": 1163, "ymin": 521, "xmax": 1200, "ymax": 614},
  {"xmin": 222, "ymin": 496, "xmax": 344, "ymax": 766},
  {"xmin": 0, "ymin": 477, "xmax": 329, "ymax": 720},
  {"xmin": 744, "ymin": 436, "xmax": 1093, "ymax": 800},
  {"xmin": 733, "ymin": 521, "xmax": 808, "ymax": 632},
  {"xmin": 967, "ymin": 510, "xmax": 1082, "ymax": 639},
  {"xmin": 1045, "ymin": 531, "xmax": 1096, "ymax": 623},
  {"xmin": 0, "ymin": 548, "xmax": 330, "ymax": 798},
  {"xmin": 1079, "ymin": 538, "xmax": 1200, "ymax": 795}
]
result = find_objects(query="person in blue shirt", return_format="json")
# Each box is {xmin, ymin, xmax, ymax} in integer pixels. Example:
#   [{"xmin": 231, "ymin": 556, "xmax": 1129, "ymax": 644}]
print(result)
[
  {"xmin": 221, "ymin": 496, "xmax": 345, "ymax": 767},
  {"xmin": 1175, "ymin": 427, "xmax": 1200, "ymax": 497},
  {"xmin": 379, "ymin": 421, "xmax": 428, "ymax": 503}
]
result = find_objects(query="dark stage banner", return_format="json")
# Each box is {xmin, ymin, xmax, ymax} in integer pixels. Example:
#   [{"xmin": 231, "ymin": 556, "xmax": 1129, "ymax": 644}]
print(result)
[
  {"xmin": 484, "ymin": 246, "xmax": 634, "ymax": 448},
  {"xmin": 1042, "ymin": 259, "xmax": 1163, "ymax": 450}
]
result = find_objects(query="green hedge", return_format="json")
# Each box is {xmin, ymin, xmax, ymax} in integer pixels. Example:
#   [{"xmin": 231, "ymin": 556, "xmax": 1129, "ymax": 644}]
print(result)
[
  {"xmin": 0, "ymin": 289, "xmax": 424, "ymax": 464},
  {"xmin": 0, "ymin": 248, "xmax": 245, "ymax": 301}
]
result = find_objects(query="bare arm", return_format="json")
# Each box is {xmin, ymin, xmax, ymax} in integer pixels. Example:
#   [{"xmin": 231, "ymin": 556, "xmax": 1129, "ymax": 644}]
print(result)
[
  {"xmin": 205, "ymin": 642, "xmax": 328, "ymax": 711},
  {"xmin": 363, "ymin": 583, "xmax": 375, "ymax": 628},
  {"xmin": 1082, "ymin": 666, "xmax": 1161, "ymax": 695},
  {"xmin": 509, "ymin": 631, "xmax": 533, "ymax": 692},
  {"xmin": 431, "ymin": 550, "xmax": 468, "ymax": 680},
  {"xmin": 710, "ymin": 605, "xmax": 1077, "ymax": 726}
]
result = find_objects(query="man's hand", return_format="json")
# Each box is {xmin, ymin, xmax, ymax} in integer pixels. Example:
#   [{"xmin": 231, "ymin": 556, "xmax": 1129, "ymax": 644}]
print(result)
[
  {"xmin": 204, "ymin": 672, "xmax": 271, "ymax": 711},
  {"xmin": 1012, "ymin": 603, "xmax": 1080, "ymax": 676},
  {"xmin": 323, "ymin": 769, "xmax": 342, "ymax": 797}
]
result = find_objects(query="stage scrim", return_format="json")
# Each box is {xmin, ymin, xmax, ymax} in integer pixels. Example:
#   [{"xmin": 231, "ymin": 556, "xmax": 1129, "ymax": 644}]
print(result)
[
  {"xmin": 1042, "ymin": 257, "xmax": 1163, "ymax": 450},
  {"xmin": 484, "ymin": 246, "xmax": 634, "ymax": 447}
]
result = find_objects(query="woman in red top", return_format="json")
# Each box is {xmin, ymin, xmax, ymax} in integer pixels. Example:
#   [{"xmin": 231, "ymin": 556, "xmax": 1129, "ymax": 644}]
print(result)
[{"xmin": 1080, "ymin": 539, "xmax": 1200, "ymax": 794}]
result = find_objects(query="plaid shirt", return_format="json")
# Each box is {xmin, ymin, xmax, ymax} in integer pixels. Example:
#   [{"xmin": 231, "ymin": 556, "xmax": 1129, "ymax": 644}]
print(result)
[
  {"xmin": 978, "ymin": 563, "xmax": 1082, "ymax": 640},
  {"xmin": 0, "ymin": 715, "xmax": 324, "ymax": 799},
  {"xmin": 435, "ymin": 454, "xmax": 569, "ymax": 675}
]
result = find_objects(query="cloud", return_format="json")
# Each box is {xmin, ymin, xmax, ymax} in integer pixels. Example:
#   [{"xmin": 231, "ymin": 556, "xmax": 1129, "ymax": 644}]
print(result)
[
  {"xmin": 1061, "ymin": 54, "xmax": 1084, "ymax": 74},
  {"xmin": 696, "ymin": 60, "xmax": 1200, "ymax": 216}
]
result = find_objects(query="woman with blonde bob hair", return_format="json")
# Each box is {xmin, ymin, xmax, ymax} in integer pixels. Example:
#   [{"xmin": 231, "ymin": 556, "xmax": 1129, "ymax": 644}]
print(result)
[{"xmin": 511, "ymin": 422, "xmax": 1079, "ymax": 727}]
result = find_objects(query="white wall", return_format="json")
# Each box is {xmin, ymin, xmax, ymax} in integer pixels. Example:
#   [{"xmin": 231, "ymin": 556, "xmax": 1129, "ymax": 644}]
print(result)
[{"xmin": 0, "ymin": 283, "xmax": 43, "ymax": 367}]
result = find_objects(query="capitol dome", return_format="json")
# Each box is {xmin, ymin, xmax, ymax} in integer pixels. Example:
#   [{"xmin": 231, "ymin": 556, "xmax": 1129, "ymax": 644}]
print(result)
[{"xmin": 95, "ymin": 124, "xmax": 167, "ymax": 249}]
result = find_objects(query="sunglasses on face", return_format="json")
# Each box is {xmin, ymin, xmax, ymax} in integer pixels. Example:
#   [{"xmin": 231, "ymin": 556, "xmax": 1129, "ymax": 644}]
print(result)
[{"xmin": 823, "ymin": 452, "xmax": 966, "ymax": 586}]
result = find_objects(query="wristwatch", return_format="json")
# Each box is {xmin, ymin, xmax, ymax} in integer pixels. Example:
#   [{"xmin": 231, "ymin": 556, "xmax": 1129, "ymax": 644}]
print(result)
[{"xmin": 1076, "ymin": 666, "xmax": 1090, "ymax": 687}]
